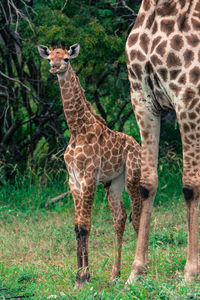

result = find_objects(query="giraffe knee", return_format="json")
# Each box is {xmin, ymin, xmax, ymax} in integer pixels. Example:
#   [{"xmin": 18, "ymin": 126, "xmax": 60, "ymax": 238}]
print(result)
[
  {"xmin": 75, "ymin": 225, "xmax": 89, "ymax": 240},
  {"xmin": 140, "ymin": 185, "xmax": 149, "ymax": 199},
  {"xmin": 75, "ymin": 225, "xmax": 80, "ymax": 240},
  {"xmin": 79, "ymin": 225, "xmax": 88, "ymax": 237},
  {"xmin": 183, "ymin": 187, "xmax": 194, "ymax": 202},
  {"xmin": 140, "ymin": 176, "xmax": 158, "ymax": 199},
  {"xmin": 182, "ymin": 177, "xmax": 200, "ymax": 202}
]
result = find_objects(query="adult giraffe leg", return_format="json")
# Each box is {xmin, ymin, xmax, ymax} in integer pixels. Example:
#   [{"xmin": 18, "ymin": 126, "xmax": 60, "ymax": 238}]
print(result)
[
  {"xmin": 69, "ymin": 176, "xmax": 96, "ymax": 289},
  {"xmin": 104, "ymin": 172, "xmax": 127, "ymax": 282},
  {"xmin": 126, "ymin": 99, "xmax": 161, "ymax": 285},
  {"xmin": 176, "ymin": 109, "xmax": 200, "ymax": 281}
]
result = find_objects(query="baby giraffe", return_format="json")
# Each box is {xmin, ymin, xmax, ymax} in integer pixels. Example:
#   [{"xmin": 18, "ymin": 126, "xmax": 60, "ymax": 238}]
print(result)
[{"xmin": 38, "ymin": 42, "xmax": 141, "ymax": 289}]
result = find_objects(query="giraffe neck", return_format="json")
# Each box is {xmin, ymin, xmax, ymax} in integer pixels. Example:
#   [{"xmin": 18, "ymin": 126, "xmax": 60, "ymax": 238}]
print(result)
[{"xmin": 58, "ymin": 64, "xmax": 98, "ymax": 137}]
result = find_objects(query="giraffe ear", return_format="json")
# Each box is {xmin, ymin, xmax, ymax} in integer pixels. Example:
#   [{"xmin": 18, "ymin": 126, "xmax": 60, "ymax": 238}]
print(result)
[
  {"xmin": 37, "ymin": 45, "xmax": 51, "ymax": 59},
  {"xmin": 68, "ymin": 43, "xmax": 80, "ymax": 59}
]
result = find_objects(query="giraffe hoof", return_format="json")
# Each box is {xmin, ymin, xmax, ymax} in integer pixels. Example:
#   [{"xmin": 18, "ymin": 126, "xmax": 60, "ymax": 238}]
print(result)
[
  {"xmin": 74, "ymin": 269, "xmax": 90, "ymax": 289},
  {"xmin": 184, "ymin": 271, "xmax": 199, "ymax": 282},
  {"xmin": 124, "ymin": 271, "xmax": 137, "ymax": 288},
  {"xmin": 184, "ymin": 264, "xmax": 200, "ymax": 282},
  {"xmin": 108, "ymin": 274, "xmax": 120, "ymax": 285},
  {"xmin": 73, "ymin": 282, "xmax": 84, "ymax": 290}
]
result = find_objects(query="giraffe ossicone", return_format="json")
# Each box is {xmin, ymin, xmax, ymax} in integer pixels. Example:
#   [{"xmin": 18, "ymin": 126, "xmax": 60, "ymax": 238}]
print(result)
[
  {"xmin": 38, "ymin": 42, "xmax": 142, "ymax": 289},
  {"xmin": 126, "ymin": 0, "xmax": 200, "ymax": 284}
]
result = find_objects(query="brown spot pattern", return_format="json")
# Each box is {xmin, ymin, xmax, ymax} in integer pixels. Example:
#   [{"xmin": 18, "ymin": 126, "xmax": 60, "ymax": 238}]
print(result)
[
  {"xmin": 170, "ymin": 35, "xmax": 184, "ymax": 51},
  {"xmin": 195, "ymin": 2, "xmax": 200, "ymax": 11},
  {"xmin": 152, "ymin": 21, "xmax": 158, "ymax": 34},
  {"xmin": 130, "ymin": 50, "xmax": 137, "ymax": 61},
  {"xmin": 151, "ymin": 54, "xmax": 162, "ymax": 66},
  {"xmin": 156, "ymin": 41, "xmax": 167, "ymax": 56},
  {"xmin": 188, "ymin": 98, "xmax": 199, "ymax": 110},
  {"xmin": 158, "ymin": 68, "xmax": 168, "ymax": 82},
  {"xmin": 143, "ymin": 0, "xmax": 151, "ymax": 11},
  {"xmin": 137, "ymin": 51, "xmax": 146, "ymax": 61},
  {"xmin": 146, "ymin": 12, "xmax": 155, "ymax": 29},
  {"xmin": 189, "ymin": 67, "xmax": 200, "ymax": 84},
  {"xmin": 151, "ymin": 36, "xmax": 162, "ymax": 52},
  {"xmin": 160, "ymin": 20, "xmax": 175, "ymax": 35},
  {"xmin": 134, "ymin": 13, "xmax": 145, "ymax": 29},
  {"xmin": 178, "ymin": 14, "xmax": 191, "ymax": 32},
  {"xmin": 157, "ymin": 1, "xmax": 178, "ymax": 17},
  {"xmin": 140, "ymin": 33, "xmax": 150, "ymax": 54},
  {"xmin": 178, "ymin": 74, "xmax": 186, "ymax": 85},
  {"xmin": 182, "ymin": 88, "xmax": 196, "ymax": 104},
  {"xmin": 183, "ymin": 49, "xmax": 194, "ymax": 68},
  {"xmin": 128, "ymin": 33, "xmax": 139, "ymax": 47},
  {"xmin": 183, "ymin": 123, "xmax": 190, "ymax": 133},
  {"xmin": 180, "ymin": 0, "xmax": 186, "ymax": 8},
  {"xmin": 170, "ymin": 70, "xmax": 181, "ymax": 80},
  {"xmin": 186, "ymin": 34, "xmax": 199, "ymax": 47},
  {"xmin": 169, "ymin": 83, "xmax": 181, "ymax": 96},
  {"xmin": 191, "ymin": 18, "xmax": 200, "ymax": 31},
  {"xmin": 188, "ymin": 112, "xmax": 197, "ymax": 120},
  {"xmin": 166, "ymin": 53, "xmax": 181, "ymax": 68},
  {"xmin": 132, "ymin": 64, "xmax": 142, "ymax": 80}
]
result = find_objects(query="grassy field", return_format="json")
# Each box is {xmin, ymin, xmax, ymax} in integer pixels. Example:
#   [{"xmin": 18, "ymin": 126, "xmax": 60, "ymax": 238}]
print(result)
[{"xmin": 0, "ymin": 170, "xmax": 200, "ymax": 300}]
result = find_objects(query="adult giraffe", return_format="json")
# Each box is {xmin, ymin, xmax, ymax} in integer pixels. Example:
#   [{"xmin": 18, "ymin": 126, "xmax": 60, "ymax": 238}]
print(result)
[{"xmin": 126, "ymin": 0, "xmax": 200, "ymax": 283}]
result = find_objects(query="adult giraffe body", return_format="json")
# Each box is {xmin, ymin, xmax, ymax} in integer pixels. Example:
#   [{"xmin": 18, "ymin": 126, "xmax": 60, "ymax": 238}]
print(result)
[
  {"xmin": 38, "ymin": 43, "xmax": 141, "ymax": 288},
  {"xmin": 126, "ymin": 0, "xmax": 200, "ymax": 283}
]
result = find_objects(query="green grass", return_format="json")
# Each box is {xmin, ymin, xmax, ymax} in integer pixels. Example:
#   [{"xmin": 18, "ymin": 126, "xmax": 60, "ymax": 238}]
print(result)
[
  {"xmin": 0, "ymin": 146, "xmax": 198, "ymax": 299},
  {"xmin": 0, "ymin": 173, "xmax": 200, "ymax": 299}
]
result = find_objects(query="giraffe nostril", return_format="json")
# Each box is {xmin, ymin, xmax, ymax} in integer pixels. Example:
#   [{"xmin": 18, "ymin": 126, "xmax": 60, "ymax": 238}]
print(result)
[{"xmin": 52, "ymin": 64, "xmax": 58, "ymax": 69}]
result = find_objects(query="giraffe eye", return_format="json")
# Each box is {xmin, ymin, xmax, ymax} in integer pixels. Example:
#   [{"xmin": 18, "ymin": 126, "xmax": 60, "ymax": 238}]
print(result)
[{"xmin": 64, "ymin": 58, "xmax": 69, "ymax": 63}]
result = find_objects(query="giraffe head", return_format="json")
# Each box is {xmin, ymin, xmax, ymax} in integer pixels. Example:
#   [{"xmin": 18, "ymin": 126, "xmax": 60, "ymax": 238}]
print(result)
[{"xmin": 37, "ymin": 42, "xmax": 80, "ymax": 75}]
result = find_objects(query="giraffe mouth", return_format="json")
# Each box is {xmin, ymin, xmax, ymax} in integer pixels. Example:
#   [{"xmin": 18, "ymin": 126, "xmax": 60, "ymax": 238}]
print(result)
[
  {"xmin": 50, "ymin": 67, "xmax": 67, "ymax": 75},
  {"xmin": 50, "ymin": 68, "xmax": 58, "ymax": 74}
]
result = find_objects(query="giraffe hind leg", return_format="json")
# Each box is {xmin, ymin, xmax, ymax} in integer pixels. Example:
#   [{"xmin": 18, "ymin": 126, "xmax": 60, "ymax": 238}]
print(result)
[
  {"xmin": 126, "ymin": 177, "xmax": 141, "ymax": 236},
  {"xmin": 104, "ymin": 172, "xmax": 127, "ymax": 282},
  {"xmin": 125, "ymin": 147, "xmax": 141, "ymax": 236}
]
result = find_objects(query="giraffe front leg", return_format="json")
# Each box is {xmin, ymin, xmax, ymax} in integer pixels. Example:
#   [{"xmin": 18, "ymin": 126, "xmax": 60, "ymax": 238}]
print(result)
[
  {"xmin": 184, "ymin": 189, "xmax": 200, "ymax": 281},
  {"xmin": 176, "ymin": 109, "xmax": 200, "ymax": 281},
  {"xmin": 75, "ymin": 225, "xmax": 91, "ymax": 288},
  {"xmin": 126, "ymin": 103, "xmax": 161, "ymax": 285},
  {"xmin": 74, "ymin": 224, "xmax": 82, "ymax": 270},
  {"xmin": 104, "ymin": 172, "xmax": 127, "ymax": 283},
  {"xmin": 69, "ymin": 183, "xmax": 84, "ymax": 289},
  {"xmin": 71, "ymin": 176, "xmax": 96, "ymax": 289}
]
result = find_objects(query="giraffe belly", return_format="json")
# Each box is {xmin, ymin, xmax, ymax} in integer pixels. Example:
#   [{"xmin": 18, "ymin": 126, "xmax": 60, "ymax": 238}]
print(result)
[
  {"xmin": 98, "ymin": 165, "xmax": 125, "ymax": 184},
  {"xmin": 143, "ymin": 72, "xmax": 174, "ymax": 111}
]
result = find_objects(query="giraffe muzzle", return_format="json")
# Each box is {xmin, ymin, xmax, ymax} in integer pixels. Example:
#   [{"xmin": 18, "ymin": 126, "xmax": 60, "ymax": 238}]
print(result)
[
  {"xmin": 50, "ymin": 67, "xmax": 58, "ymax": 74},
  {"xmin": 50, "ymin": 65, "xmax": 68, "ymax": 75}
]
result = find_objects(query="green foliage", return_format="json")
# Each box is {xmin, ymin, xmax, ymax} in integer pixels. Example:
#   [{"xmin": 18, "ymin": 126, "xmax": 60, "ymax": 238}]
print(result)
[{"xmin": 1, "ymin": 0, "xmax": 143, "ymax": 178}]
